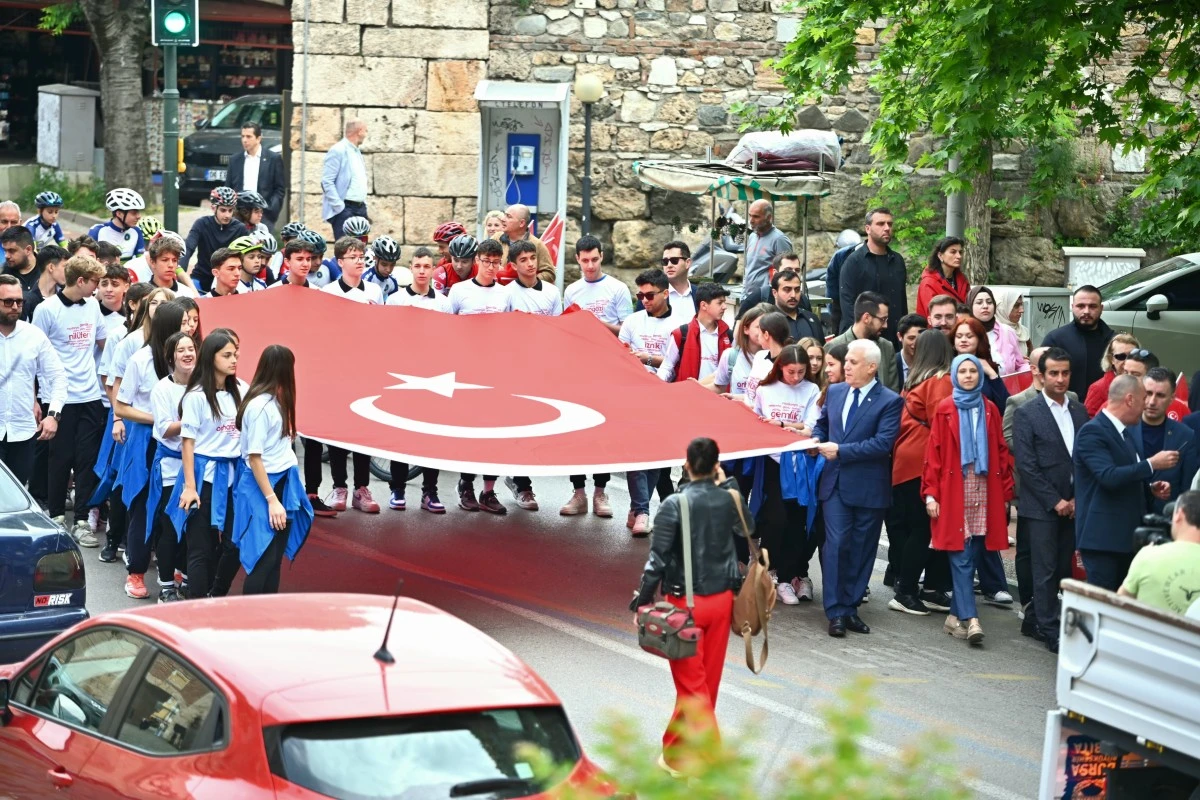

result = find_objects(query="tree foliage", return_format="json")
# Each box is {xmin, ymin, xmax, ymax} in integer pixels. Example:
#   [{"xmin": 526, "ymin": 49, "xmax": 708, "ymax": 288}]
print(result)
[{"xmin": 737, "ymin": 0, "xmax": 1200, "ymax": 254}]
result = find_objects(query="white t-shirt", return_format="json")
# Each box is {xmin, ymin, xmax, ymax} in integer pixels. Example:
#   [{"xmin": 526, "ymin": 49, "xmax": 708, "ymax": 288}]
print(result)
[
  {"xmin": 449, "ymin": 279, "xmax": 508, "ymax": 315},
  {"xmin": 97, "ymin": 311, "xmax": 127, "ymax": 407},
  {"xmin": 150, "ymin": 376, "xmax": 188, "ymax": 486},
  {"xmin": 115, "ymin": 347, "xmax": 159, "ymax": 413},
  {"xmin": 106, "ymin": 329, "xmax": 145, "ymax": 387},
  {"xmin": 267, "ymin": 252, "xmax": 283, "ymax": 278},
  {"xmin": 32, "ymin": 293, "xmax": 108, "ymax": 404},
  {"xmin": 268, "ymin": 278, "xmax": 317, "ymax": 290},
  {"xmin": 618, "ymin": 309, "xmax": 679, "ymax": 374},
  {"xmin": 150, "ymin": 280, "xmax": 198, "ymax": 299},
  {"xmin": 667, "ymin": 285, "xmax": 696, "ymax": 323},
  {"xmin": 505, "ymin": 279, "xmax": 562, "ymax": 316},
  {"xmin": 240, "ymin": 394, "xmax": 298, "ymax": 474},
  {"xmin": 180, "ymin": 381, "xmax": 248, "ymax": 484},
  {"xmin": 754, "ymin": 379, "xmax": 821, "ymax": 462},
  {"xmin": 714, "ymin": 347, "xmax": 755, "ymax": 396},
  {"xmin": 387, "ymin": 285, "xmax": 451, "ymax": 312},
  {"xmin": 123, "ymin": 255, "xmax": 148, "ymax": 284},
  {"xmin": 320, "ymin": 278, "xmax": 383, "ymax": 304},
  {"xmin": 564, "ymin": 274, "xmax": 632, "ymax": 326},
  {"xmin": 742, "ymin": 349, "xmax": 774, "ymax": 409},
  {"xmin": 236, "ymin": 277, "xmax": 267, "ymax": 293},
  {"xmin": 656, "ymin": 322, "xmax": 724, "ymax": 383},
  {"xmin": 0, "ymin": 321, "xmax": 66, "ymax": 442}
]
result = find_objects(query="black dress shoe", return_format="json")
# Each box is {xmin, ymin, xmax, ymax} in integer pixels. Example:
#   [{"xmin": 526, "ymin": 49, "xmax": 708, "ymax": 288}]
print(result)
[
  {"xmin": 828, "ymin": 617, "xmax": 847, "ymax": 637},
  {"xmin": 1045, "ymin": 638, "xmax": 1059, "ymax": 654},
  {"xmin": 845, "ymin": 614, "xmax": 871, "ymax": 634}
]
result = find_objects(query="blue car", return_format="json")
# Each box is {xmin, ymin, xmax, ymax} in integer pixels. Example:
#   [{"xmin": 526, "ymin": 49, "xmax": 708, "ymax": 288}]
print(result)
[{"xmin": 0, "ymin": 461, "xmax": 87, "ymax": 664}]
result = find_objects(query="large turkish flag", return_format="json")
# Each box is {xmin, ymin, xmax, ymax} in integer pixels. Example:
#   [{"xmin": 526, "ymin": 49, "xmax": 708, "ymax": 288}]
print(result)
[{"xmin": 198, "ymin": 290, "xmax": 812, "ymax": 475}]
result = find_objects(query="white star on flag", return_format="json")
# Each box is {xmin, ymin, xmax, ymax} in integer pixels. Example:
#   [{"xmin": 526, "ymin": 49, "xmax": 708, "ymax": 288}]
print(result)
[{"xmin": 382, "ymin": 372, "xmax": 491, "ymax": 398}]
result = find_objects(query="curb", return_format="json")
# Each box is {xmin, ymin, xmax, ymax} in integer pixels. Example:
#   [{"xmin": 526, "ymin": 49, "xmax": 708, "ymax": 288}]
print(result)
[{"xmin": 58, "ymin": 209, "xmax": 107, "ymax": 230}]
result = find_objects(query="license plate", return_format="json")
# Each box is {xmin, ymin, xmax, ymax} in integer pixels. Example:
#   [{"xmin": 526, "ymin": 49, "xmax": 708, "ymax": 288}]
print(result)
[{"xmin": 205, "ymin": 169, "xmax": 227, "ymax": 181}]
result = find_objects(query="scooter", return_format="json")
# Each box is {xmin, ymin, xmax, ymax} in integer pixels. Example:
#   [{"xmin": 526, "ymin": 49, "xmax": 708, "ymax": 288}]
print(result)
[{"xmin": 688, "ymin": 207, "xmax": 745, "ymax": 284}]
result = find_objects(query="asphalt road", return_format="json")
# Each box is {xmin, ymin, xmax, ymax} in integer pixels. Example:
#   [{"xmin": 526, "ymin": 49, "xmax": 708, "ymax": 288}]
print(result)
[{"xmin": 83, "ymin": 468, "xmax": 1052, "ymax": 799}]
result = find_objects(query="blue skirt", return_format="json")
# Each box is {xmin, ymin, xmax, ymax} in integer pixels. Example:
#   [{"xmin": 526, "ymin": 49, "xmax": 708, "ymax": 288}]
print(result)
[
  {"xmin": 147, "ymin": 442, "xmax": 182, "ymax": 544},
  {"xmin": 746, "ymin": 451, "xmax": 827, "ymax": 529},
  {"xmin": 164, "ymin": 453, "xmax": 239, "ymax": 539},
  {"xmin": 115, "ymin": 421, "xmax": 153, "ymax": 508},
  {"xmin": 88, "ymin": 408, "xmax": 119, "ymax": 506},
  {"xmin": 232, "ymin": 464, "xmax": 314, "ymax": 574}
]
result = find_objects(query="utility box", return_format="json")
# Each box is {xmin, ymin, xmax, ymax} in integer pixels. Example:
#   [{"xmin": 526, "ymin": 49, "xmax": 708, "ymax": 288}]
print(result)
[
  {"xmin": 1062, "ymin": 247, "xmax": 1145, "ymax": 290},
  {"xmin": 37, "ymin": 84, "xmax": 100, "ymax": 174}
]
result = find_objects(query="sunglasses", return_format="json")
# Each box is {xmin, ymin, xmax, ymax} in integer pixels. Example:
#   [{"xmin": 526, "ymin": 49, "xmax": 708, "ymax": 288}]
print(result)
[
  {"xmin": 0, "ymin": 297, "xmax": 23, "ymax": 308},
  {"xmin": 636, "ymin": 290, "xmax": 661, "ymax": 301},
  {"xmin": 1113, "ymin": 349, "xmax": 1153, "ymax": 361},
  {"xmin": 661, "ymin": 256, "xmax": 686, "ymax": 266}
]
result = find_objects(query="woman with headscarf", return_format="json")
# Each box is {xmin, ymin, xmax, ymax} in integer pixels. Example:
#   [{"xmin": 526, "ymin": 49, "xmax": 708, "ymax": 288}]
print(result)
[
  {"xmin": 922, "ymin": 354, "xmax": 1015, "ymax": 645},
  {"xmin": 992, "ymin": 287, "xmax": 1031, "ymax": 358},
  {"xmin": 968, "ymin": 286, "xmax": 1026, "ymax": 376}
]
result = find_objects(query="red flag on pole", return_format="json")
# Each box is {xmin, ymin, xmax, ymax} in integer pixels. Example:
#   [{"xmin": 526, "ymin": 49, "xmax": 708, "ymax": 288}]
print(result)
[{"xmin": 198, "ymin": 290, "xmax": 809, "ymax": 475}]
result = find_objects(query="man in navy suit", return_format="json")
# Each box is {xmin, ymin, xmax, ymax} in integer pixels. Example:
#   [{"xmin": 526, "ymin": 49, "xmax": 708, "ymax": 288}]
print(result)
[
  {"xmin": 812, "ymin": 339, "xmax": 903, "ymax": 637},
  {"xmin": 1074, "ymin": 374, "xmax": 1178, "ymax": 590},
  {"xmin": 1137, "ymin": 368, "xmax": 1198, "ymax": 512}
]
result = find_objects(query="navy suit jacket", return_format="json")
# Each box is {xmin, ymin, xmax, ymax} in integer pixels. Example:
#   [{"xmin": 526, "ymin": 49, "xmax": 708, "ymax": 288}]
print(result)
[
  {"xmin": 1131, "ymin": 419, "xmax": 1199, "ymax": 512},
  {"xmin": 812, "ymin": 381, "xmax": 903, "ymax": 509},
  {"xmin": 1073, "ymin": 413, "xmax": 1153, "ymax": 553},
  {"xmin": 1012, "ymin": 394, "xmax": 1089, "ymax": 521}
]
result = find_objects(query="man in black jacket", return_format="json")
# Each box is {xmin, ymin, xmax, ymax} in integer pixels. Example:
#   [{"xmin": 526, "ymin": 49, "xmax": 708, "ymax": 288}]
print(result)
[
  {"xmin": 183, "ymin": 187, "xmax": 249, "ymax": 293},
  {"xmin": 837, "ymin": 208, "xmax": 907, "ymax": 345},
  {"xmin": 772, "ymin": 267, "xmax": 823, "ymax": 342},
  {"xmin": 1040, "ymin": 285, "xmax": 1116, "ymax": 399},
  {"xmin": 224, "ymin": 123, "xmax": 286, "ymax": 229}
]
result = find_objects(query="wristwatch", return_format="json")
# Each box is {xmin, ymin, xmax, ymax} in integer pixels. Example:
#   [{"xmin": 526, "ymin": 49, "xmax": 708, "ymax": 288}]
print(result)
[{"xmin": 48, "ymin": 411, "xmax": 61, "ymax": 421}]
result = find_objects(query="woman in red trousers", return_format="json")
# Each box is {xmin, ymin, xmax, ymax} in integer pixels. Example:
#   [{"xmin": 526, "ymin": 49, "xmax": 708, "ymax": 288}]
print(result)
[
  {"xmin": 922, "ymin": 354, "xmax": 1014, "ymax": 645},
  {"xmin": 631, "ymin": 437, "xmax": 748, "ymax": 777}
]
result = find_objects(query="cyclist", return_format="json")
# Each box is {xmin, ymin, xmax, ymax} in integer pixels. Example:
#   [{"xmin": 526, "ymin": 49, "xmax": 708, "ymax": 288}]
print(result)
[
  {"xmin": 343, "ymin": 215, "xmax": 371, "ymax": 244},
  {"xmin": 235, "ymin": 191, "xmax": 269, "ymax": 235},
  {"xmin": 309, "ymin": 226, "xmax": 343, "ymax": 288},
  {"xmin": 433, "ymin": 233, "xmax": 477, "ymax": 295},
  {"xmin": 363, "ymin": 235, "xmax": 409, "ymax": 301},
  {"xmin": 279, "ymin": 221, "xmax": 306, "ymax": 246},
  {"xmin": 184, "ymin": 187, "xmax": 249, "ymax": 293},
  {"xmin": 432, "ymin": 221, "xmax": 465, "ymax": 268},
  {"xmin": 254, "ymin": 230, "xmax": 281, "ymax": 283},
  {"xmin": 229, "ymin": 235, "xmax": 268, "ymax": 292},
  {"xmin": 88, "ymin": 188, "xmax": 146, "ymax": 262},
  {"xmin": 24, "ymin": 191, "xmax": 67, "ymax": 249}
]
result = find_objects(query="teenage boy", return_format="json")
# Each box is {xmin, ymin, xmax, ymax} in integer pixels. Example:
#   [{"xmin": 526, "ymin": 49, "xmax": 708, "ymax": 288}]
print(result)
[
  {"xmin": 94, "ymin": 241, "xmax": 123, "ymax": 268},
  {"xmin": 433, "ymin": 234, "xmax": 478, "ymax": 296},
  {"xmin": 270, "ymin": 239, "xmax": 321, "ymax": 290},
  {"xmin": 226, "ymin": 235, "xmax": 266, "ymax": 292},
  {"xmin": 97, "ymin": 262, "xmax": 131, "ymax": 339},
  {"xmin": 87, "ymin": 188, "xmax": 146, "ymax": 262},
  {"xmin": 1, "ymin": 226, "xmax": 39, "ymax": 293},
  {"xmin": 94, "ymin": 262, "xmax": 131, "ymax": 555},
  {"xmin": 364, "ymin": 236, "xmax": 409, "ymax": 301},
  {"xmin": 147, "ymin": 236, "xmax": 198, "ymax": 297},
  {"xmin": 203, "ymin": 248, "xmax": 243, "ymax": 298},
  {"xmin": 619, "ymin": 268, "xmax": 679, "ymax": 536},
  {"xmin": 504, "ymin": 240, "xmax": 562, "ymax": 316},
  {"xmin": 657, "ymin": 282, "xmax": 732, "ymax": 383},
  {"xmin": 66, "ymin": 235, "xmax": 99, "ymax": 260},
  {"xmin": 31, "ymin": 255, "xmax": 109, "ymax": 546},
  {"xmin": 24, "ymin": 191, "xmax": 67, "ymax": 249},
  {"xmin": 22, "ymin": 245, "xmax": 68, "ymax": 323},
  {"xmin": 183, "ymin": 187, "xmax": 248, "ymax": 292}
]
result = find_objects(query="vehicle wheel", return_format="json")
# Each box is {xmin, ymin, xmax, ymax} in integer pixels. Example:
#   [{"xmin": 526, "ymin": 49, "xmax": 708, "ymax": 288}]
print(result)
[{"xmin": 368, "ymin": 457, "xmax": 413, "ymax": 481}]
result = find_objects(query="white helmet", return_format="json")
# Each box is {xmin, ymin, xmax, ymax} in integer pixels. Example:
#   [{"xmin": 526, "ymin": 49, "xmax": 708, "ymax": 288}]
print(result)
[
  {"xmin": 106, "ymin": 188, "xmax": 146, "ymax": 212},
  {"xmin": 343, "ymin": 216, "xmax": 371, "ymax": 237},
  {"xmin": 363, "ymin": 248, "xmax": 376, "ymax": 271},
  {"xmin": 835, "ymin": 229, "xmax": 862, "ymax": 249}
]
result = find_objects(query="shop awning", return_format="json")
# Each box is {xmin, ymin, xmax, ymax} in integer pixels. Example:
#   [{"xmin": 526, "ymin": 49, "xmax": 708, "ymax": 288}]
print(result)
[
  {"xmin": 201, "ymin": 0, "xmax": 292, "ymax": 25},
  {"xmin": 633, "ymin": 159, "xmax": 831, "ymax": 201}
]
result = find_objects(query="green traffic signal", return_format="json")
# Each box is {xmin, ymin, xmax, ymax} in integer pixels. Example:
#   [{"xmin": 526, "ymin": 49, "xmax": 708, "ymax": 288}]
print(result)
[{"xmin": 163, "ymin": 10, "xmax": 189, "ymax": 35}]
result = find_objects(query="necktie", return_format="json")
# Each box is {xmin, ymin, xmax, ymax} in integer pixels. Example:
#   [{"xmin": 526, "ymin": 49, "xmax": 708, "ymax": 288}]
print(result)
[
  {"xmin": 845, "ymin": 388, "xmax": 861, "ymax": 430},
  {"xmin": 1122, "ymin": 428, "xmax": 1140, "ymax": 461}
]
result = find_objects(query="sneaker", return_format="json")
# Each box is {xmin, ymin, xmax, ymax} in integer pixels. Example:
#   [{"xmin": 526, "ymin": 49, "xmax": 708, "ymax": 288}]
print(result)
[
  {"xmin": 631, "ymin": 513, "xmax": 650, "ymax": 537},
  {"xmin": 478, "ymin": 490, "xmax": 507, "ymax": 515},
  {"xmin": 388, "ymin": 490, "xmax": 406, "ymax": 510},
  {"xmin": 516, "ymin": 490, "xmax": 539, "ymax": 511},
  {"xmin": 776, "ymin": 582, "xmax": 800, "ymax": 605},
  {"xmin": 157, "ymin": 586, "xmax": 181, "ymax": 603},
  {"xmin": 656, "ymin": 753, "xmax": 683, "ymax": 780},
  {"xmin": 51, "ymin": 514, "xmax": 66, "ymax": 529},
  {"xmin": 98, "ymin": 542, "xmax": 119, "ymax": 563},
  {"xmin": 328, "ymin": 487, "xmax": 349, "ymax": 512},
  {"xmin": 559, "ymin": 489, "xmax": 588, "ymax": 516},
  {"xmin": 888, "ymin": 594, "xmax": 931, "ymax": 616},
  {"xmin": 308, "ymin": 494, "xmax": 338, "ymax": 518},
  {"xmin": 626, "ymin": 510, "xmax": 636, "ymax": 529},
  {"xmin": 125, "ymin": 573, "xmax": 150, "ymax": 599},
  {"xmin": 174, "ymin": 570, "xmax": 185, "ymax": 586},
  {"xmin": 792, "ymin": 576, "xmax": 814, "ymax": 602},
  {"xmin": 919, "ymin": 590, "xmax": 952, "ymax": 611},
  {"xmin": 983, "ymin": 590, "xmax": 1014, "ymax": 606},
  {"xmin": 944, "ymin": 614, "xmax": 968, "ymax": 639},
  {"xmin": 967, "ymin": 618, "xmax": 985, "ymax": 644},
  {"xmin": 458, "ymin": 481, "xmax": 480, "ymax": 512},
  {"xmin": 64, "ymin": 489, "xmax": 74, "ymax": 511},
  {"xmin": 87, "ymin": 507, "xmax": 101, "ymax": 534},
  {"xmin": 352, "ymin": 487, "xmax": 380, "ymax": 513},
  {"xmin": 592, "ymin": 491, "xmax": 613, "ymax": 518},
  {"xmin": 72, "ymin": 520, "xmax": 99, "ymax": 548},
  {"xmin": 421, "ymin": 492, "xmax": 446, "ymax": 514},
  {"xmin": 504, "ymin": 476, "xmax": 521, "ymax": 499}
]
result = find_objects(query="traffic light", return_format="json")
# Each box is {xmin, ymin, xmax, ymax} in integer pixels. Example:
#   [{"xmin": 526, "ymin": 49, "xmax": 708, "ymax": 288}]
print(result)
[{"xmin": 151, "ymin": 0, "xmax": 199, "ymax": 47}]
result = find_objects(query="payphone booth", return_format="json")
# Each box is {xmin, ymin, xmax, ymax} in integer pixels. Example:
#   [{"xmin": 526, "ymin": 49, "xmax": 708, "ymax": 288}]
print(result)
[{"xmin": 474, "ymin": 80, "xmax": 570, "ymax": 291}]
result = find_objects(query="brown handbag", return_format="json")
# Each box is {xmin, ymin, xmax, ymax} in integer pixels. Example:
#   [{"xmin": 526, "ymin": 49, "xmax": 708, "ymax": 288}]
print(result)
[
  {"xmin": 729, "ymin": 489, "xmax": 774, "ymax": 674},
  {"xmin": 636, "ymin": 494, "xmax": 703, "ymax": 661}
]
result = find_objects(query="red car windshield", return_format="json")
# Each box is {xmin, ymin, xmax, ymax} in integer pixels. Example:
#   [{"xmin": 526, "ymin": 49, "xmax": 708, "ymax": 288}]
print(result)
[{"xmin": 267, "ymin": 706, "xmax": 580, "ymax": 799}]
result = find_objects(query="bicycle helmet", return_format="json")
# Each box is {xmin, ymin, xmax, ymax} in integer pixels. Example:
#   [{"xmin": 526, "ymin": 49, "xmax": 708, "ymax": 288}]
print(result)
[
  {"xmin": 372, "ymin": 235, "xmax": 400, "ymax": 262},
  {"xmin": 343, "ymin": 216, "xmax": 371, "ymax": 237},
  {"xmin": 280, "ymin": 221, "xmax": 306, "ymax": 240},
  {"xmin": 236, "ymin": 191, "xmax": 267, "ymax": 210},
  {"xmin": 252, "ymin": 230, "xmax": 278, "ymax": 255},
  {"xmin": 433, "ymin": 221, "xmax": 466, "ymax": 244},
  {"xmin": 229, "ymin": 235, "xmax": 264, "ymax": 255},
  {"xmin": 835, "ymin": 229, "xmax": 863, "ymax": 249},
  {"xmin": 447, "ymin": 233, "xmax": 478, "ymax": 259},
  {"xmin": 105, "ymin": 188, "xmax": 145, "ymax": 212},
  {"xmin": 363, "ymin": 249, "xmax": 376, "ymax": 271},
  {"xmin": 35, "ymin": 191, "xmax": 64, "ymax": 208},
  {"xmin": 209, "ymin": 186, "xmax": 238, "ymax": 208},
  {"xmin": 298, "ymin": 229, "xmax": 327, "ymax": 255},
  {"xmin": 138, "ymin": 216, "xmax": 163, "ymax": 238}
]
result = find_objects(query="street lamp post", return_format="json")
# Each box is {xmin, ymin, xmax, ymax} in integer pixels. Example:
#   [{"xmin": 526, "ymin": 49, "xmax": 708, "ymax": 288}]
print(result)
[{"xmin": 573, "ymin": 74, "xmax": 605, "ymax": 236}]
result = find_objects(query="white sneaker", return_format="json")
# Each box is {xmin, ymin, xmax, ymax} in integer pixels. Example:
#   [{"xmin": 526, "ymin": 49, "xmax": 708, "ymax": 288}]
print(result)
[
  {"xmin": 72, "ymin": 520, "xmax": 99, "ymax": 548},
  {"xmin": 776, "ymin": 582, "xmax": 800, "ymax": 605},
  {"xmin": 984, "ymin": 590, "xmax": 1014, "ymax": 605}
]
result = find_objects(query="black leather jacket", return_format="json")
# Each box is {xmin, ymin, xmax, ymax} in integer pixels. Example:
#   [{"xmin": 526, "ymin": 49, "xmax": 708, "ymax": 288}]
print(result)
[{"xmin": 631, "ymin": 477, "xmax": 750, "ymax": 610}]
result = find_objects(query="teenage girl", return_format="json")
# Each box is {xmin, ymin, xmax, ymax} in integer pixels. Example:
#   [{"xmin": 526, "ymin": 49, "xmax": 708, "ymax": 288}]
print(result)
[{"xmin": 148, "ymin": 330, "xmax": 196, "ymax": 602}]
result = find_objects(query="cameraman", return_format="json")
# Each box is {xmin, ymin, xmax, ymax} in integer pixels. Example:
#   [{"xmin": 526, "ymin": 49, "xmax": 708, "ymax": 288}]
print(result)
[{"xmin": 1119, "ymin": 490, "xmax": 1200, "ymax": 614}]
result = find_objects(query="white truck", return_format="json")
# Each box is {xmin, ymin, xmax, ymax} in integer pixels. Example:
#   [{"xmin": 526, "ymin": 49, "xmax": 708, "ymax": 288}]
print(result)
[{"xmin": 1038, "ymin": 579, "xmax": 1200, "ymax": 799}]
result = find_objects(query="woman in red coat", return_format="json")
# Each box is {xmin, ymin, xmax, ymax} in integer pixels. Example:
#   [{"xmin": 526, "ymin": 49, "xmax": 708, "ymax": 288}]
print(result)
[
  {"xmin": 922, "ymin": 354, "xmax": 1015, "ymax": 645},
  {"xmin": 915, "ymin": 236, "xmax": 970, "ymax": 316}
]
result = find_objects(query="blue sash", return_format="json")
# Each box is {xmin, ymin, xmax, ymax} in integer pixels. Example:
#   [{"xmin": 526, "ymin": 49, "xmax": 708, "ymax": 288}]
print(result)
[
  {"xmin": 164, "ymin": 453, "xmax": 240, "ymax": 538},
  {"xmin": 147, "ymin": 442, "xmax": 183, "ymax": 543},
  {"xmin": 232, "ymin": 465, "xmax": 314, "ymax": 574},
  {"xmin": 115, "ymin": 421, "xmax": 153, "ymax": 508},
  {"xmin": 746, "ymin": 451, "xmax": 827, "ymax": 529},
  {"xmin": 88, "ymin": 408, "xmax": 119, "ymax": 505}
]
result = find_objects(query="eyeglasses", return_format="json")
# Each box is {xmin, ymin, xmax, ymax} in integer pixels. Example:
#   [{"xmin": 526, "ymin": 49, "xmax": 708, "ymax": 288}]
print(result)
[
  {"xmin": 477, "ymin": 259, "xmax": 502, "ymax": 267},
  {"xmin": 661, "ymin": 256, "xmax": 686, "ymax": 266},
  {"xmin": 636, "ymin": 290, "xmax": 661, "ymax": 301},
  {"xmin": 0, "ymin": 297, "xmax": 23, "ymax": 308},
  {"xmin": 871, "ymin": 314, "xmax": 889, "ymax": 324}
]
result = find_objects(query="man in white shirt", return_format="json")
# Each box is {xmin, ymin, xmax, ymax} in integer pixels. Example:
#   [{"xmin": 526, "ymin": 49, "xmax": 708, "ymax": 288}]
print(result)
[
  {"xmin": 225, "ymin": 123, "xmax": 285, "ymax": 229},
  {"xmin": 202, "ymin": 248, "xmax": 243, "ymax": 298},
  {"xmin": 504, "ymin": 240, "xmax": 562, "ymax": 316},
  {"xmin": 387, "ymin": 248, "xmax": 449, "ymax": 311},
  {"xmin": 658, "ymin": 240, "xmax": 698, "ymax": 322},
  {"xmin": 321, "ymin": 236, "xmax": 384, "ymax": 305},
  {"xmin": 0, "ymin": 274, "xmax": 66, "ymax": 486},
  {"xmin": 147, "ymin": 236, "xmax": 198, "ymax": 298},
  {"xmin": 448, "ymin": 238, "xmax": 507, "ymax": 316},
  {"xmin": 31, "ymin": 256, "xmax": 109, "ymax": 546}
]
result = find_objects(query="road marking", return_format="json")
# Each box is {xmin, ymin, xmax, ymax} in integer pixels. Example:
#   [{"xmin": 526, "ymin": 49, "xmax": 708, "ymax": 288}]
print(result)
[
  {"xmin": 970, "ymin": 674, "xmax": 1040, "ymax": 681},
  {"xmin": 471, "ymin": 592, "xmax": 1030, "ymax": 800}
]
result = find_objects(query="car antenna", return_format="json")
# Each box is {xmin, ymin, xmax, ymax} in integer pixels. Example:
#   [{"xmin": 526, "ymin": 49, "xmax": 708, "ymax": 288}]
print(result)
[{"xmin": 374, "ymin": 579, "xmax": 404, "ymax": 665}]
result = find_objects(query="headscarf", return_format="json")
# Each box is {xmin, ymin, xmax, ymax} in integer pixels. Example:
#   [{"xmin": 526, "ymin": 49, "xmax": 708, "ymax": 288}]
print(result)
[
  {"xmin": 951, "ymin": 354, "xmax": 989, "ymax": 474},
  {"xmin": 993, "ymin": 287, "xmax": 1030, "ymax": 346}
]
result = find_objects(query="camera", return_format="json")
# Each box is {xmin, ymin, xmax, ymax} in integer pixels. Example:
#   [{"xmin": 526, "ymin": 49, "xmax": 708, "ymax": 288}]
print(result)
[{"xmin": 1132, "ymin": 501, "xmax": 1175, "ymax": 550}]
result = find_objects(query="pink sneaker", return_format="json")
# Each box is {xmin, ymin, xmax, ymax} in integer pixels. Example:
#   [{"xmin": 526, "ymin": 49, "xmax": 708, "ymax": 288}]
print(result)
[
  {"xmin": 328, "ymin": 487, "xmax": 349, "ymax": 512},
  {"xmin": 125, "ymin": 573, "xmax": 150, "ymax": 599},
  {"xmin": 352, "ymin": 487, "xmax": 380, "ymax": 513},
  {"xmin": 631, "ymin": 513, "xmax": 650, "ymax": 537}
]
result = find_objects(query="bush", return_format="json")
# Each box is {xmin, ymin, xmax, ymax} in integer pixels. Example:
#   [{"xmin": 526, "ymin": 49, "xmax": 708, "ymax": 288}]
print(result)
[{"xmin": 17, "ymin": 169, "xmax": 108, "ymax": 217}]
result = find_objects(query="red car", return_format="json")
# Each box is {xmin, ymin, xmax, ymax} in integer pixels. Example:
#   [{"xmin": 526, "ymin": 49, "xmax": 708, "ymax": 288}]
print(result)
[{"xmin": 0, "ymin": 594, "xmax": 609, "ymax": 799}]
